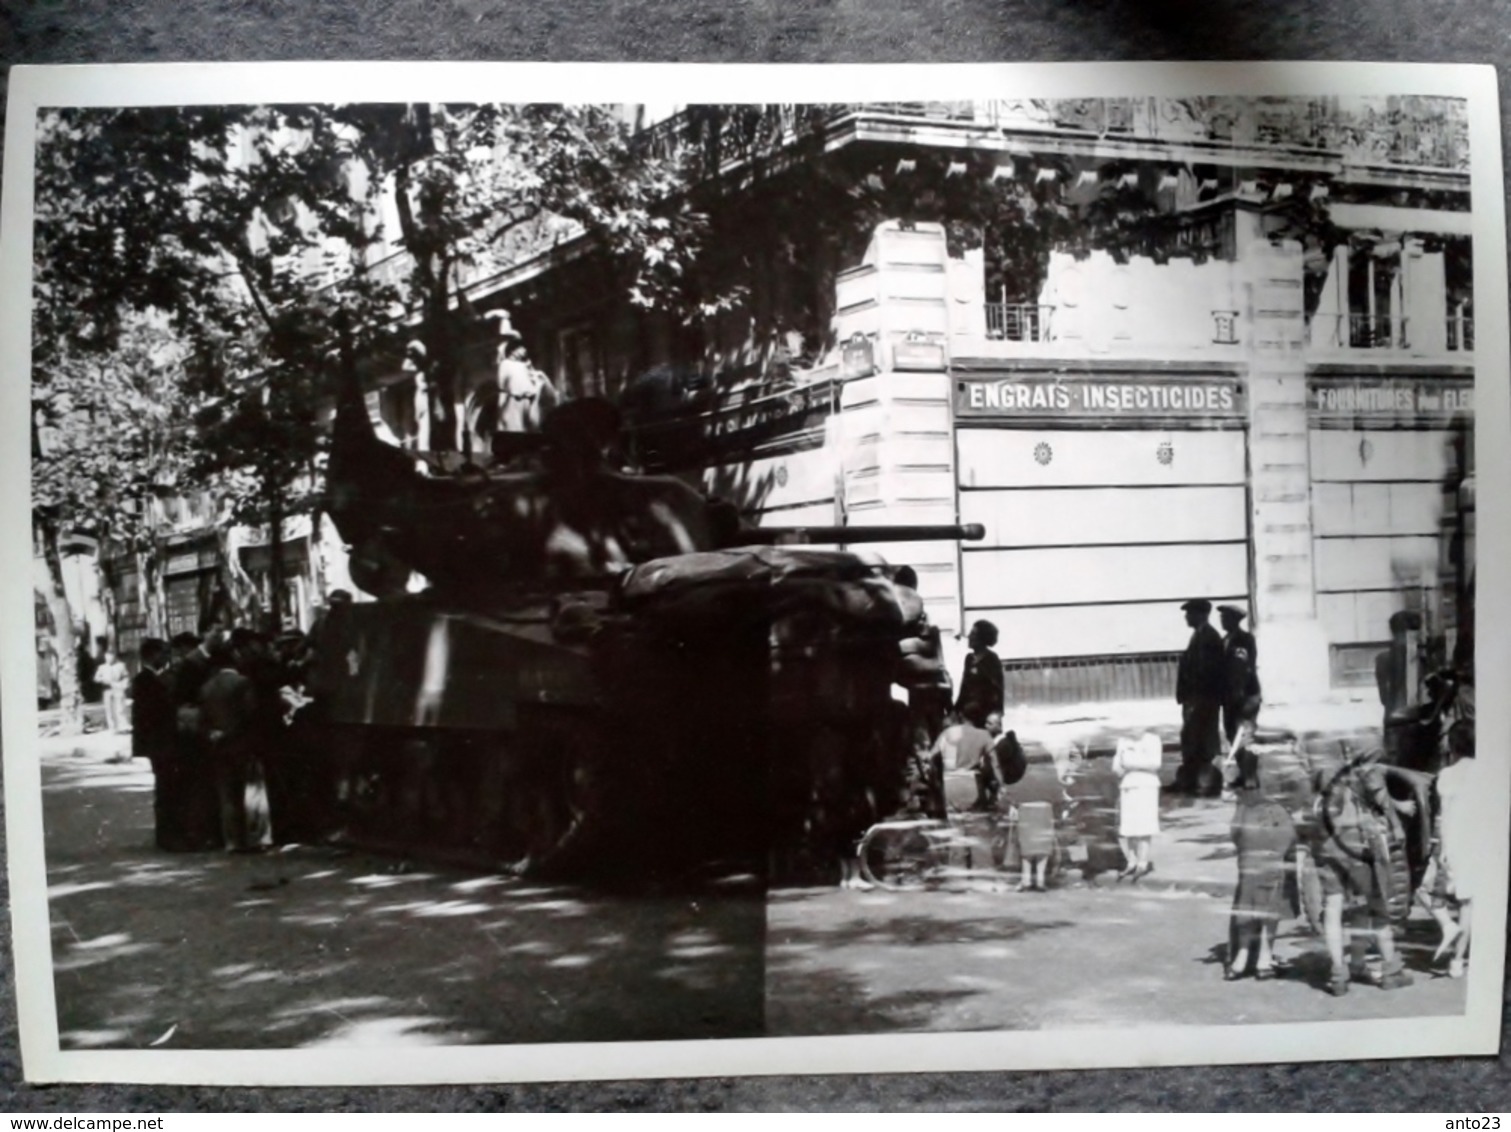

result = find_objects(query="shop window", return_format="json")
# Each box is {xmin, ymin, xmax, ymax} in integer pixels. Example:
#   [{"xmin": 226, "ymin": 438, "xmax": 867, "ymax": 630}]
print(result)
[
  {"xmin": 1329, "ymin": 642, "xmax": 1388, "ymax": 688},
  {"xmin": 165, "ymin": 575, "xmax": 204, "ymax": 638}
]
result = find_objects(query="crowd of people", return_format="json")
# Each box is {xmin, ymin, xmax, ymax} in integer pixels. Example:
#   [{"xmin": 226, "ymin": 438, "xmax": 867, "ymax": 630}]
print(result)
[
  {"xmin": 882, "ymin": 593, "xmax": 1479, "ymax": 995},
  {"xmin": 129, "ymin": 604, "xmax": 339, "ymax": 855},
  {"xmin": 103, "ymin": 562, "xmax": 1477, "ymax": 995}
]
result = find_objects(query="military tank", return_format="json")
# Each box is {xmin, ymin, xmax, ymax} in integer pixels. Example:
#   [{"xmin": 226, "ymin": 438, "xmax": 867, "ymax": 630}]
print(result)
[{"xmin": 306, "ymin": 340, "xmax": 982, "ymax": 880}]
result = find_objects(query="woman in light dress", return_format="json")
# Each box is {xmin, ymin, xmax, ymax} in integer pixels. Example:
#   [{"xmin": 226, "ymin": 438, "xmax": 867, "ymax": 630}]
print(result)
[{"xmin": 1112, "ymin": 733, "xmax": 1162, "ymax": 881}]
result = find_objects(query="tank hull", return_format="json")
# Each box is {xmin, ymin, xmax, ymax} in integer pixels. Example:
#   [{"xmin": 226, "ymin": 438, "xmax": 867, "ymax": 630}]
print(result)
[{"xmin": 301, "ymin": 552, "xmax": 927, "ymax": 880}]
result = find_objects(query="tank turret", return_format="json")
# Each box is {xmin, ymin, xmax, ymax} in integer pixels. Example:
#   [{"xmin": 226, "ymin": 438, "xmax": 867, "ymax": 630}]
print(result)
[
  {"xmin": 311, "ymin": 329, "xmax": 983, "ymax": 880},
  {"xmin": 327, "ymin": 335, "xmax": 981, "ymax": 598}
]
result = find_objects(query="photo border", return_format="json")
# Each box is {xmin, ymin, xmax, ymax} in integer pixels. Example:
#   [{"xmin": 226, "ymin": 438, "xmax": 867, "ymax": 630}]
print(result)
[{"xmin": 4, "ymin": 60, "xmax": 1506, "ymax": 1085}]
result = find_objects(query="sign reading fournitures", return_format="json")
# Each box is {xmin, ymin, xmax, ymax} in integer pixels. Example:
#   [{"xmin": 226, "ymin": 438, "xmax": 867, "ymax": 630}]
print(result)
[
  {"xmin": 955, "ymin": 375, "xmax": 1246, "ymax": 420},
  {"xmin": 1308, "ymin": 376, "xmax": 1475, "ymax": 422}
]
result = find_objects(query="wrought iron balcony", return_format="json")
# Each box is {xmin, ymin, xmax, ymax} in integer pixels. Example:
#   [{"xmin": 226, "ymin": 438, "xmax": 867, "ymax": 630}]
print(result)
[
  {"xmin": 1343, "ymin": 313, "xmax": 1410, "ymax": 350},
  {"xmin": 1447, "ymin": 316, "xmax": 1475, "ymax": 352},
  {"xmin": 985, "ymin": 303, "xmax": 1054, "ymax": 343}
]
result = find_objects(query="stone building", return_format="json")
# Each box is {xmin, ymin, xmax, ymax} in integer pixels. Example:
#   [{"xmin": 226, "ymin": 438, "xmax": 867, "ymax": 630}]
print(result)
[{"xmin": 280, "ymin": 98, "xmax": 1475, "ymax": 709}]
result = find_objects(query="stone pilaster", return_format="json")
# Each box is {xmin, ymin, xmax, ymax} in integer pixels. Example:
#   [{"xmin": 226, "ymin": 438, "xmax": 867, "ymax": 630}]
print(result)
[
  {"xmin": 832, "ymin": 221, "xmax": 964, "ymax": 634},
  {"xmin": 1243, "ymin": 234, "xmax": 1331, "ymax": 704}
]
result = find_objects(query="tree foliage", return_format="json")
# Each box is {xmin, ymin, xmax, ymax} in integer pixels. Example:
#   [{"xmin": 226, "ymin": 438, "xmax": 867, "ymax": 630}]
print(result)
[
  {"xmin": 33, "ymin": 102, "xmax": 711, "ymax": 628},
  {"xmin": 33, "ymin": 316, "xmax": 195, "ymax": 553}
]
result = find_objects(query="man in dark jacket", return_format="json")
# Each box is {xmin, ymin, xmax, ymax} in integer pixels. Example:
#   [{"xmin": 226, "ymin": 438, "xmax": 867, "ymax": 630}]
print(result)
[
  {"xmin": 1218, "ymin": 604, "xmax": 1262, "ymax": 748},
  {"xmin": 234, "ymin": 628, "xmax": 292, "ymax": 843},
  {"xmin": 199, "ymin": 639, "xmax": 259, "ymax": 852},
  {"xmin": 1175, "ymin": 599, "xmax": 1225, "ymax": 796},
  {"xmin": 131, "ymin": 638, "xmax": 183, "ymax": 850},
  {"xmin": 169, "ymin": 632, "xmax": 220, "ymax": 848}
]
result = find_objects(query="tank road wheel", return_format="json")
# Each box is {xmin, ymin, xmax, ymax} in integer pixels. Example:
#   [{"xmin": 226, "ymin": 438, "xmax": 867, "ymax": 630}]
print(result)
[
  {"xmin": 504, "ymin": 712, "xmax": 609, "ymax": 877},
  {"xmin": 859, "ymin": 821, "xmax": 942, "ymax": 890}
]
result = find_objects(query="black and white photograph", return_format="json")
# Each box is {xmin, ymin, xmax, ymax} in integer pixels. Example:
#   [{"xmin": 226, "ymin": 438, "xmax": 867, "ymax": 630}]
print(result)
[{"xmin": 2, "ymin": 63, "xmax": 1507, "ymax": 1085}]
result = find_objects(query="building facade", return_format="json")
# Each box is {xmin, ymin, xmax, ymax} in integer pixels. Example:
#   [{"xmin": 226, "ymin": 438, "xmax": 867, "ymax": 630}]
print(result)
[
  {"xmin": 414, "ymin": 97, "xmax": 1474, "ymax": 710},
  {"xmin": 72, "ymin": 98, "xmax": 1464, "ymax": 702}
]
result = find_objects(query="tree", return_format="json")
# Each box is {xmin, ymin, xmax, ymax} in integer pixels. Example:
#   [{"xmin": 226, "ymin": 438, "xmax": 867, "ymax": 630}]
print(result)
[
  {"xmin": 34, "ymin": 105, "xmax": 398, "ymax": 635},
  {"xmin": 34, "ymin": 102, "xmax": 706, "ymax": 629},
  {"xmin": 32, "ymin": 316, "xmax": 196, "ymax": 731},
  {"xmin": 311, "ymin": 103, "xmax": 709, "ymax": 448},
  {"xmin": 639, "ymin": 111, "xmax": 1170, "ymax": 363}
]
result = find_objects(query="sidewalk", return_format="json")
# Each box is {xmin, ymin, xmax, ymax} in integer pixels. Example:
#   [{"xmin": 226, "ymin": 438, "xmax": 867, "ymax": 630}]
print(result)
[
  {"xmin": 1108, "ymin": 792, "xmax": 1243, "ymax": 898},
  {"xmin": 1002, "ymin": 696, "xmax": 1383, "ymax": 761},
  {"xmin": 943, "ymin": 699, "xmax": 1384, "ymax": 900}
]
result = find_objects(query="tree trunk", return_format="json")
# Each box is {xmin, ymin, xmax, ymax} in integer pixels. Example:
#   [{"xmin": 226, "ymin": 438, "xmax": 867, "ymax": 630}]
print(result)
[
  {"xmin": 95, "ymin": 552, "xmax": 119, "ymax": 653},
  {"xmin": 308, "ymin": 501, "xmax": 330, "ymax": 609},
  {"xmin": 392, "ymin": 104, "xmax": 460, "ymax": 453},
  {"xmin": 216, "ymin": 522, "xmax": 258, "ymax": 628},
  {"xmin": 138, "ymin": 545, "xmax": 166, "ymax": 639},
  {"xmin": 39, "ymin": 518, "xmax": 82, "ymax": 736}
]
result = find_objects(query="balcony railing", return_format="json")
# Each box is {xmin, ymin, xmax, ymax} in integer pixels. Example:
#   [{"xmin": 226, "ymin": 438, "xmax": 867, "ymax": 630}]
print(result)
[
  {"xmin": 985, "ymin": 304, "xmax": 1054, "ymax": 343},
  {"xmin": 980, "ymin": 305, "xmax": 1243, "ymax": 349},
  {"xmin": 1343, "ymin": 313, "xmax": 1410, "ymax": 350},
  {"xmin": 1447, "ymin": 317, "xmax": 1475, "ymax": 352}
]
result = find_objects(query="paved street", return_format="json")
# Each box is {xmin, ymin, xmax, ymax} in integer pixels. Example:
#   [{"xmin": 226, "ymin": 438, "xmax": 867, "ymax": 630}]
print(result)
[
  {"xmin": 767, "ymin": 852, "xmax": 1469, "ymax": 1035},
  {"xmin": 40, "ymin": 732, "xmax": 765, "ymax": 1050},
  {"xmin": 34, "ymin": 724, "xmax": 1467, "ymax": 1049}
]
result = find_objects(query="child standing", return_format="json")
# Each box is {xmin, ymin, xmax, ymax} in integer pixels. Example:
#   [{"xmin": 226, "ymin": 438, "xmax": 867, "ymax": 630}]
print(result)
[
  {"xmin": 1004, "ymin": 750, "xmax": 1076, "ymax": 891},
  {"xmin": 1225, "ymin": 747, "xmax": 1297, "ymax": 980},
  {"xmin": 1112, "ymin": 733, "xmax": 1163, "ymax": 881}
]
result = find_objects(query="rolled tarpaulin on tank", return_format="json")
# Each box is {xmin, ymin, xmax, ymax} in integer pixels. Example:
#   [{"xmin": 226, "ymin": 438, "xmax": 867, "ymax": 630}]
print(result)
[{"xmin": 619, "ymin": 546, "xmax": 909, "ymax": 638}]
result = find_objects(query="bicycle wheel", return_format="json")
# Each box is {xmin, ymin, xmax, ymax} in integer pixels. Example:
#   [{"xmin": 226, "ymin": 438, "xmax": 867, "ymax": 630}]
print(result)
[
  {"xmin": 1382, "ymin": 837, "xmax": 1413, "ymax": 924},
  {"xmin": 859, "ymin": 823, "xmax": 939, "ymax": 890}
]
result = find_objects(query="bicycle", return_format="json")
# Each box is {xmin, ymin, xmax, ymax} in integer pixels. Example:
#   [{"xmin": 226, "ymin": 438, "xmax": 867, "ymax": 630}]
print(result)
[{"xmin": 856, "ymin": 770, "xmax": 1069, "ymax": 890}]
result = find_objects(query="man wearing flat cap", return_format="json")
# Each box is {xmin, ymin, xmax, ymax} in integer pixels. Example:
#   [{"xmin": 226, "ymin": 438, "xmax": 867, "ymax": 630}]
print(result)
[
  {"xmin": 1175, "ymin": 599, "xmax": 1225, "ymax": 796},
  {"xmin": 1218, "ymin": 604, "xmax": 1261, "ymax": 753}
]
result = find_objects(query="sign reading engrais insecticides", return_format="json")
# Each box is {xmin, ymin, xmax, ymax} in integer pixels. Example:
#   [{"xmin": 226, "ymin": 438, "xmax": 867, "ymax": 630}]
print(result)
[{"xmin": 955, "ymin": 374, "xmax": 1246, "ymax": 423}]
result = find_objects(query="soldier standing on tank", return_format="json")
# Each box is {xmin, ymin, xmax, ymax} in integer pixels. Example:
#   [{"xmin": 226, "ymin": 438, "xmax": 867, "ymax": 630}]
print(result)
[
  {"xmin": 467, "ymin": 312, "xmax": 560, "ymax": 457},
  {"xmin": 401, "ymin": 340, "xmax": 433, "ymax": 454},
  {"xmin": 1175, "ymin": 599, "xmax": 1225, "ymax": 797},
  {"xmin": 1376, "ymin": 609, "xmax": 1421, "ymax": 765},
  {"xmin": 893, "ymin": 565, "xmax": 952, "ymax": 746}
]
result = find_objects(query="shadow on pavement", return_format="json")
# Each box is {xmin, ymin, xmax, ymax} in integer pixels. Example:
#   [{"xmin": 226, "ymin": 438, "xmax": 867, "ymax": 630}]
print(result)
[{"xmin": 41, "ymin": 743, "xmax": 767, "ymax": 1050}]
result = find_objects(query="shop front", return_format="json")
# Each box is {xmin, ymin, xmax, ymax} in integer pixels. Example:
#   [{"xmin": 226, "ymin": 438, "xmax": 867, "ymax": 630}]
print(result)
[
  {"xmin": 237, "ymin": 518, "xmax": 317, "ymax": 631},
  {"xmin": 163, "ymin": 537, "xmax": 222, "ymax": 639},
  {"xmin": 1306, "ymin": 368, "xmax": 1474, "ymax": 687},
  {"xmin": 952, "ymin": 362, "xmax": 1252, "ymax": 704}
]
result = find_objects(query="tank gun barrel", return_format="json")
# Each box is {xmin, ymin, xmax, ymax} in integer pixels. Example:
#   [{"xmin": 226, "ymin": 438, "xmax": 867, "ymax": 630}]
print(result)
[{"xmin": 731, "ymin": 523, "xmax": 985, "ymax": 547}]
